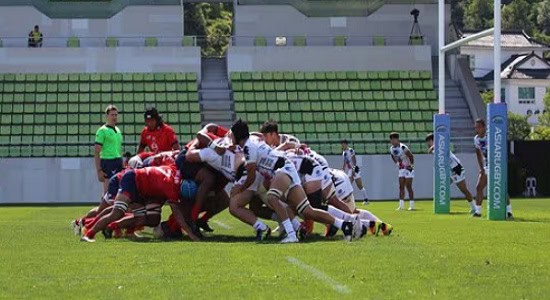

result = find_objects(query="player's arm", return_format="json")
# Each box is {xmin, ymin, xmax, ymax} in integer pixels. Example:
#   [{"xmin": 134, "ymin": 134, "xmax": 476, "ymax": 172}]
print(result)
[
  {"xmin": 405, "ymin": 149, "xmax": 414, "ymax": 168},
  {"xmin": 185, "ymin": 148, "xmax": 213, "ymax": 163},
  {"xmin": 168, "ymin": 201, "xmax": 199, "ymax": 241},
  {"xmin": 137, "ymin": 130, "xmax": 147, "ymax": 154},
  {"xmin": 275, "ymin": 141, "xmax": 298, "ymax": 151},
  {"xmin": 475, "ymin": 148, "xmax": 485, "ymax": 173},
  {"xmin": 428, "ymin": 145, "xmax": 435, "ymax": 154},
  {"xmin": 351, "ymin": 153, "xmax": 361, "ymax": 173},
  {"xmin": 94, "ymin": 129, "xmax": 106, "ymax": 181},
  {"xmin": 234, "ymin": 163, "xmax": 256, "ymax": 195}
]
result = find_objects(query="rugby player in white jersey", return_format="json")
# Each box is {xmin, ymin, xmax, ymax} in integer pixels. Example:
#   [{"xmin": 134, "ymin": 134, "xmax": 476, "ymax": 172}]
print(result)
[
  {"xmin": 229, "ymin": 119, "xmax": 362, "ymax": 243},
  {"xmin": 425, "ymin": 133, "xmax": 476, "ymax": 213},
  {"xmin": 389, "ymin": 132, "xmax": 415, "ymax": 210},
  {"xmin": 473, "ymin": 119, "xmax": 513, "ymax": 218},
  {"xmin": 260, "ymin": 119, "xmax": 301, "ymax": 150},
  {"xmin": 341, "ymin": 140, "xmax": 369, "ymax": 203}
]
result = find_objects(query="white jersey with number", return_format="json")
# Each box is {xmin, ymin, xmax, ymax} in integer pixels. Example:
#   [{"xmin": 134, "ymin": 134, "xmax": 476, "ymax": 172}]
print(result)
[
  {"xmin": 342, "ymin": 148, "xmax": 356, "ymax": 170},
  {"xmin": 390, "ymin": 143, "xmax": 412, "ymax": 168},
  {"xmin": 243, "ymin": 138, "xmax": 284, "ymax": 178},
  {"xmin": 474, "ymin": 135, "xmax": 488, "ymax": 168},
  {"xmin": 199, "ymin": 138, "xmax": 244, "ymax": 182}
]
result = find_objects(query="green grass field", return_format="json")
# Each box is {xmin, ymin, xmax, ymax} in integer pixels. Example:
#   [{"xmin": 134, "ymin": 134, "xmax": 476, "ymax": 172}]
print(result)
[{"xmin": 1, "ymin": 199, "xmax": 549, "ymax": 299}]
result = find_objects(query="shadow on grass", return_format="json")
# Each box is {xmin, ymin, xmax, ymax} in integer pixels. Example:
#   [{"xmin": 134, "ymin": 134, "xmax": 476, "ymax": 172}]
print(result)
[
  {"xmin": 126, "ymin": 233, "xmax": 344, "ymax": 244},
  {"xmin": 508, "ymin": 217, "xmax": 550, "ymax": 223}
]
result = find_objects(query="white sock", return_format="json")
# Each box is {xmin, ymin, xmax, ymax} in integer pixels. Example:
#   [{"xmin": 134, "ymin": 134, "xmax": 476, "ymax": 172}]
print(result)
[
  {"xmin": 469, "ymin": 201, "xmax": 476, "ymax": 210},
  {"xmin": 360, "ymin": 188, "xmax": 368, "ymax": 200},
  {"xmin": 399, "ymin": 199, "xmax": 405, "ymax": 208},
  {"xmin": 253, "ymin": 220, "xmax": 267, "ymax": 231},
  {"xmin": 271, "ymin": 212, "xmax": 279, "ymax": 222},
  {"xmin": 506, "ymin": 204, "xmax": 512, "ymax": 213},
  {"xmin": 333, "ymin": 218, "xmax": 344, "ymax": 230},
  {"xmin": 282, "ymin": 219, "xmax": 296, "ymax": 236},
  {"xmin": 357, "ymin": 209, "xmax": 381, "ymax": 222},
  {"xmin": 291, "ymin": 217, "xmax": 302, "ymax": 231},
  {"xmin": 409, "ymin": 200, "xmax": 415, "ymax": 209},
  {"xmin": 475, "ymin": 205, "xmax": 482, "ymax": 214},
  {"xmin": 327, "ymin": 206, "xmax": 355, "ymax": 222}
]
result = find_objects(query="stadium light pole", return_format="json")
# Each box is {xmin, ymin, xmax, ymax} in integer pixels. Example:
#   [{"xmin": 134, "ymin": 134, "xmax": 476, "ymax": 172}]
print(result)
[
  {"xmin": 487, "ymin": 0, "xmax": 508, "ymax": 220},
  {"xmin": 434, "ymin": 0, "xmax": 496, "ymax": 215}
]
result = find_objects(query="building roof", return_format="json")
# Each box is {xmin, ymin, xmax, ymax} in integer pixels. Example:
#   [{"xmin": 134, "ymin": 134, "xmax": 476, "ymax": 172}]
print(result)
[
  {"xmin": 461, "ymin": 30, "xmax": 550, "ymax": 49},
  {"xmin": 478, "ymin": 52, "xmax": 550, "ymax": 81}
]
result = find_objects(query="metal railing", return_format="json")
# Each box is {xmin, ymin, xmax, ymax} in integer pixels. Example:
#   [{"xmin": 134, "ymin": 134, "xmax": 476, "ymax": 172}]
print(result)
[{"xmin": 0, "ymin": 34, "xmax": 428, "ymax": 48}]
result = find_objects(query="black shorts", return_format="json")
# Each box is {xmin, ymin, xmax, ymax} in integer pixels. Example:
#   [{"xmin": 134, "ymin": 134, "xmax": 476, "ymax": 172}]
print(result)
[
  {"xmin": 100, "ymin": 158, "xmax": 123, "ymax": 179},
  {"xmin": 175, "ymin": 147, "xmax": 202, "ymax": 180}
]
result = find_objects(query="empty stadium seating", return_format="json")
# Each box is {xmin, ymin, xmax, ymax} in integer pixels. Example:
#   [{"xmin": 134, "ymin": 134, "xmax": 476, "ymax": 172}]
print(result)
[
  {"xmin": 0, "ymin": 72, "xmax": 201, "ymax": 157},
  {"xmin": 231, "ymin": 70, "xmax": 436, "ymax": 154}
]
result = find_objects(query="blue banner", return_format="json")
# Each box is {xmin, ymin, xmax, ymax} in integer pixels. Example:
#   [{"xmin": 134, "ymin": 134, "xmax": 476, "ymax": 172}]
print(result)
[
  {"xmin": 433, "ymin": 114, "xmax": 451, "ymax": 214},
  {"xmin": 487, "ymin": 103, "xmax": 508, "ymax": 220}
]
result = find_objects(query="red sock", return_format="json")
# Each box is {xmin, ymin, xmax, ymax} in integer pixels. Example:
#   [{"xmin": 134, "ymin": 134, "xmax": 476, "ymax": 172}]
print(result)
[
  {"xmin": 108, "ymin": 222, "xmax": 119, "ymax": 231},
  {"xmin": 85, "ymin": 230, "xmax": 96, "ymax": 239},
  {"xmin": 199, "ymin": 212, "xmax": 211, "ymax": 222},
  {"xmin": 166, "ymin": 214, "xmax": 180, "ymax": 231},
  {"xmin": 85, "ymin": 217, "xmax": 99, "ymax": 230},
  {"xmin": 191, "ymin": 204, "xmax": 201, "ymax": 221}
]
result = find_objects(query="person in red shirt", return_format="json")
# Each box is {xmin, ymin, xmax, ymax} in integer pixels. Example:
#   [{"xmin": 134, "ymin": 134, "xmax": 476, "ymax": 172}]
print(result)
[
  {"xmin": 137, "ymin": 107, "xmax": 180, "ymax": 154},
  {"xmin": 80, "ymin": 165, "xmax": 199, "ymax": 242}
]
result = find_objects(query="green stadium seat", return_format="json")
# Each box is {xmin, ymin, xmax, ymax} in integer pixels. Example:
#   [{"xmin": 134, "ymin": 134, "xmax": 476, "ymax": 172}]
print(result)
[
  {"xmin": 145, "ymin": 37, "xmax": 158, "ymax": 47},
  {"xmin": 106, "ymin": 37, "xmax": 118, "ymax": 47},
  {"xmin": 182, "ymin": 36, "xmax": 195, "ymax": 47},
  {"xmin": 254, "ymin": 37, "xmax": 267, "ymax": 46},
  {"xmin": 67, "ymin": 36, "xmax": 80, "ymax": 48},
  {"xmin": 373, "ymin": 36, "xmax": 385, "ymax": 46},
  {"xmin": 334, "ymin": 36, "xmax": 347, "ymax": 46}
]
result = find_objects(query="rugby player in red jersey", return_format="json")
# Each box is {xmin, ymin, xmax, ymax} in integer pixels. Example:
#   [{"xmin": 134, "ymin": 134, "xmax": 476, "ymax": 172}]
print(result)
[
  {"xmin": 80, "ymin": 165, "xmax": 199, "ymax": 242},
  {"xmin": 137, "ymin": 107, "xmax": 180, "ymax": 154}
]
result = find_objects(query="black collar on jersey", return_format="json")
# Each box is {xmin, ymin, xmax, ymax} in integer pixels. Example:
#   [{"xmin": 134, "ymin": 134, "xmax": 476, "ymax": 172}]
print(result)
[{"xmin": 106, "ymin": 125, "xmax": 118, "ymax": 133}]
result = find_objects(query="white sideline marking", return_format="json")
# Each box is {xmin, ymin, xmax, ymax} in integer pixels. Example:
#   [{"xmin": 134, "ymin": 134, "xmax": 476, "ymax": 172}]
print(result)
[
  {"xmin": 286, "ymin": 256, "xmax": 351, "ymax": 295},
  {"xmin": 213, "ymin": 220, "xmax": 232, "ymax": 230}
]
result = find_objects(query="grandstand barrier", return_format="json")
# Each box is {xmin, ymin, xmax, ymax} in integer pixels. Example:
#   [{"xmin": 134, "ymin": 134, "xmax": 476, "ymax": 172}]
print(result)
[
  {"xmin": 0, "ymin": 154, "xmax": 484, "ymax": 203},
  {"xmin": 0, "ymin": 47, "xmax": 201, "ymax": 75}
]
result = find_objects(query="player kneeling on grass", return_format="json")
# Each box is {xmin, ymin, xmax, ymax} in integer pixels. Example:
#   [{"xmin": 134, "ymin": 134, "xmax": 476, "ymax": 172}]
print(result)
[
  {"xmin": 80, "ymin": 165, "xmax": 199, "ymax": 242},
  {"xmin": 425, "ymin": 133, "xmax": 476, "ymax": 214},
  {"xmin": 389, "ymin": 132, "xmax": 415, "ymax": 211},
  {"xmin": 229, "ymin": 119, "xmax": 363, "ymax": 243}
]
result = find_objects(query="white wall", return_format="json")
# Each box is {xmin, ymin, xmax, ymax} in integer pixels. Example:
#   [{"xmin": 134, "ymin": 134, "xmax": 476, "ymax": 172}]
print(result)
[
  {"xmin": 0, "ymin": 47, "xmax": 201, "ymax": 76},
  {"xmin": 460, "ymin": 47, "xmax": 546, "ymax": 79},
  {"xmin": 502, "ymin": 80, "xmax": 549, "ymax": 124},
  {"xmin": 233, "ymin": 4, "xmax": 447, "ymax": 55},
  {"xmin": 0, "ymin": 154, "xmax": 484, "ymax": 204},
  {"xmin": 227, "ymin": 46, "xmax": 432, "ymax": 73},
  {"xmin": 0, "ymin": 6, "xmax": 184, "ymax": 47}
]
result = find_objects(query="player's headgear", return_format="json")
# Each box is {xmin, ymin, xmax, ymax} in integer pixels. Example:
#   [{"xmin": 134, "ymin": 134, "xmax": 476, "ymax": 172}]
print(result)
[
  {"xmin": 144, "ymin": 106, "xmax": 163, "ymax": 125},
  {"xmin": 389, "ymin": 132, "xmax": 400, "ymax": 140},
  {"xmin": 128, "ymin": 156, "xmax": 143, "ymax": 169},
  {"xmin": 425, "ymin": 133, "xmax": 434, "ymax": 142},
  {"xmin": 231, "ymin": 119, "xmax": 250, "ymax": 143},
  {"xmin": 260, "ymin": 119, "xmax": 278, "ymax": 134}
]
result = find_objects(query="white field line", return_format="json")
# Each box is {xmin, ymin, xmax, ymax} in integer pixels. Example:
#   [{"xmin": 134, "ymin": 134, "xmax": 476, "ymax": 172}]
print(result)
[
  {"xmin": 213, "ymin": 220, "xmax": 232, "ymax": 230},
  {"xmin": 286, "ymin": 256, "xmax": 351, "ymax": 295}
]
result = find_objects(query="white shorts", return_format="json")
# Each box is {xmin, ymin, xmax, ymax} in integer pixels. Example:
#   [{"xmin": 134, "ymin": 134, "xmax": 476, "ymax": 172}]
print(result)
[
  {"xmin": 398, "ymin": 168, "xmax": 415, "ymax": 178},
  {"xmin": 451, "ymin": 165, "xmax": 466, "ymax": 184},
  {"xmin": 303, "ymin": 165, "xmax": 326, "ymax": 185},
  {"xmin": 345, "ymin": 168, "xmax": 361, "ymax": 180},
  {"xmin": 276, "ymin": 161, "xmax": 302, "ymax": 190},
  {"xmin": 332, "ymin": 169, "xmax": 355, "ymax": 202},
  {"xmin": 235, "ymin": 173, "xmax": 264, "ymax": 192}
]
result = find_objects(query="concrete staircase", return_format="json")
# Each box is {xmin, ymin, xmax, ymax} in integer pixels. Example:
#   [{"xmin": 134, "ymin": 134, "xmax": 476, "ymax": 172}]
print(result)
[
  {"xmin": 199, "ymin": 58, "xmax": 234, "ymax": 128},
  {"xmin": 432, "ymin": 57, "xmax": 475, "ymax": 153}
]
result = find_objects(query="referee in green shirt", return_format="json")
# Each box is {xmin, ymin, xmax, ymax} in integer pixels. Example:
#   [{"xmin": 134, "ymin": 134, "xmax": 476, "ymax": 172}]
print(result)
[{"xmin": 94, "ymin": 105, "xmax": 123, "ymax": 193}]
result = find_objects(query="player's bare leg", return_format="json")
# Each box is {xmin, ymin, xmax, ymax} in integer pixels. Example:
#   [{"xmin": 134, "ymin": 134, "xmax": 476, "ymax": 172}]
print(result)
[
  {"xmin": 456, "ymin": 180, "xmax": 476, "ymax": 213},
  {"xmin": 405, "ymin": 178, "xmax": 414, "ymax": 210},
  {"xmin": 81, "ymin": 194, "xmax": 130, "ymax": 242},
  {"xmin": 229, "ymin": 189, "xmax": 271, "ymax": 240},
  {"xmin": 354, "ymin": 177, "xmax": 369, "ymax": 203},
  {"xmin": 397, "ymin": 177, "xmax": 406, "ymax": 210},
  {"xmin": 474, "ymin": 171, "xmax": 487, "ymax": 217}
]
